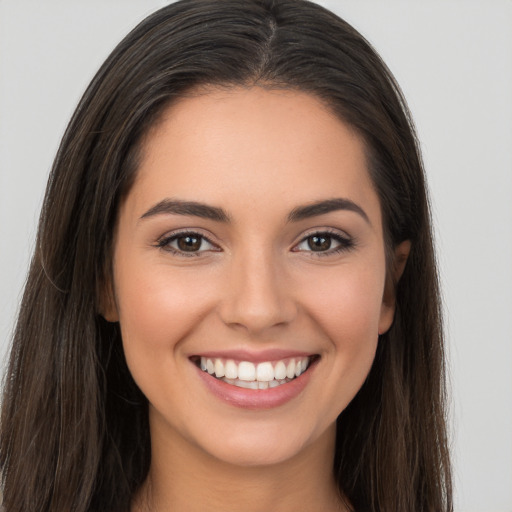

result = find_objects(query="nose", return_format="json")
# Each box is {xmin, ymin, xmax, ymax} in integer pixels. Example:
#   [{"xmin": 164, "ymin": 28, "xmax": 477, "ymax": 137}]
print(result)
[{"xmin": 218, "ymin": 249, "xmax": 298, "ymax": 334}]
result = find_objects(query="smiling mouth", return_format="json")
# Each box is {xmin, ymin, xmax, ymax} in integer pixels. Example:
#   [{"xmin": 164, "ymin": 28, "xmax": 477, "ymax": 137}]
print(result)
[{"xmin": 191, "ymin": 355, "xmax": 319, "ymax": 390}]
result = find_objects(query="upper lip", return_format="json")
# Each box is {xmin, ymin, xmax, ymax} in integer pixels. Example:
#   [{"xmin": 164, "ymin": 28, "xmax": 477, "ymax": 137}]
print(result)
[{"xmin": 189, "ymin": 348, "xmax": 316, "ymax": 364}]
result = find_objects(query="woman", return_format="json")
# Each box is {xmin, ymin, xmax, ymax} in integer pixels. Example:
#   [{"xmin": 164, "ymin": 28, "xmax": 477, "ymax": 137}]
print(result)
[{"xmin": 0, "ymin": 0, "xmax": 452, "ymax": 510}]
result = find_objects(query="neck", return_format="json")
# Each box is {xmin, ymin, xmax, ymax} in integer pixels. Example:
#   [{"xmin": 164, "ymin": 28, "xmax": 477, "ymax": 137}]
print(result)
[{"xmin": 132, "ymin": 414, "xmax": 347, "ymax": 512}]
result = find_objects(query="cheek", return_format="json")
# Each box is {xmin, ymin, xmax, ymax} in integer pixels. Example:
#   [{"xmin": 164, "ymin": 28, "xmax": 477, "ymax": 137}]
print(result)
[
  {"xmin": 112, "ymin": 263, "xmax": 222, "ymax": 423},
  {"xmin": 300, "ymin": 262, "xmax": 386, "ymax": 342},
  {"xmin": 113, "ymin": 263, "xmax": 213, "ymax": 367},
  {"xmin": 322, "ymin": 286, "xmax": 381, "ymax": 373},
  {"xmin": 297, "ymin": 263, "xmax": 384, "ymax": 407}
]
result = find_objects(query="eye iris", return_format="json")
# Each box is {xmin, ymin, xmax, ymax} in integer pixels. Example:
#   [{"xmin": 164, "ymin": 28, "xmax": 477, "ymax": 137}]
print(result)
[
  {"xmin": 308, "ymin": 235, "xmax": 331, "ymax": 251},
  {"xmin": 177, "ymin": 235, "xmax": 202, "ymax": 251}
]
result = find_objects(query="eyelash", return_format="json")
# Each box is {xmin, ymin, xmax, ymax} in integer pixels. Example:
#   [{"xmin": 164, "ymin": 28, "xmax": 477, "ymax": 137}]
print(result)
[
  {"xmin": 155, "ymin": 229, "xmax": 355, "ymax": 257},
  {"xmin": 156, "ymin": 230, "xmax": 219, "ymax": 257},
  {"xmin": 293, "ymin": 229, "xmax": 355, "ymax": 257}
]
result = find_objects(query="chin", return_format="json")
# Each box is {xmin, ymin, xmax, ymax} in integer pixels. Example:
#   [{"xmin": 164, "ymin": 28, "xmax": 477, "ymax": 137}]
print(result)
[{"xmin": 184, "ymin": 416, "xmax": 336, "ymax": 469}]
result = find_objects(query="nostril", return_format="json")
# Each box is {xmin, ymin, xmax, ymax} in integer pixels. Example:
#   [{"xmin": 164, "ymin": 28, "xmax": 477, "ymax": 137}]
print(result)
[
  {"xmin": 216, "ymin": 264, "xmax": 298, "ymax": 332},
  {"xmin": 218, "ymin": 299, "xmax": 298, "ymax": 333}
]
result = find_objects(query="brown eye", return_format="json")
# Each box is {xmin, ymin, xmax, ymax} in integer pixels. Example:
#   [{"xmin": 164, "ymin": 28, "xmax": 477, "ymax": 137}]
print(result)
[
  {"xmin": 177, "ymin": 235, "xmax": 202, "ymax": 252},
  {"xmin": 157, "ymin": 232, "xmax": 218, "ymax": 256},
  {"xmin": 307, "ymin": 235, "xmax": 332, "ymax": 252},
  {"xmin": 292, "ymin": 231, "xmax": 354, "ymax": 256}
]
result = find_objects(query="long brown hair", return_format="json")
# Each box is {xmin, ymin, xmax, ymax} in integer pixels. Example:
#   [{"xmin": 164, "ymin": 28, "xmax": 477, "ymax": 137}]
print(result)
[{"xmin": 0, "ymin": 1, "xmax": 452, "ymax": 510}]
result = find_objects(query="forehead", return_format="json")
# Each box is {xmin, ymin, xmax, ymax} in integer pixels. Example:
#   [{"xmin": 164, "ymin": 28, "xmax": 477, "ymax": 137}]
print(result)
[{"xmin": 127, "ymin": 86, "xmax": 380, "ymax": 224}]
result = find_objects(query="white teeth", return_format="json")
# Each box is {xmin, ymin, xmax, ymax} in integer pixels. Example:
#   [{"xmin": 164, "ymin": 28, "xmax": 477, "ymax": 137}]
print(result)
[
  {"xmin": 286, "ymin": 360, "xmax": 295, "ymax": 379},
  {"xmin": 238, "ymin": 361, "xmax": 256, "ymax": 381},
  {"xmin": 224, "ymin": 359, "xmax": 237, "ymax": 379},
  {"xmin": 295, "ymin": 357, "xmax": 309, "ymax": 377},
  {"xmin": 214, "ymin": 359, "xmax": 225, "ymax": 378},
  {"xmin": 256, "ymin": 362, "xmax": 274, "ymax": 382},
  {"xmin": 219, "ymin": 377, "xmax": 291, "ymax": 389},
  {"xmin": 274, "ymin": 360, "xmax": 287, "ymax": 380},
  {"xmin": 198, "ymin": 356, "xmax": 313, "ymax": 387},
  {"xmin": 236, "ymin": 379, "xmax": 259, "ymax": 390}
]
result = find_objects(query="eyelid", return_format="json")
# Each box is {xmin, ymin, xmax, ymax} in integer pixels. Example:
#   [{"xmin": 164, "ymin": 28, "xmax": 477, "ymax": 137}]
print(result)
[
  {"xmin": 153, "ymin": 227, "xmax": 354, "ymax": 257},
  {"xmin": 296, "ymin": 226, "xmax": 351, "ymax": 240},
  {"xmin": 155, "ymin": 229, "xmax": 221, "ymax": 256},
  {"xmin": 291, "ymin": 228, "xmax": 355, "ymax": 255}
]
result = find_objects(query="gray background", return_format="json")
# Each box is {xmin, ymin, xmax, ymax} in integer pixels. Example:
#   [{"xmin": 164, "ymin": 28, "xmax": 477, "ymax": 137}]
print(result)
[{"xmin": 1, "ymin": 1, "xmax": 511, "ymax": 510}]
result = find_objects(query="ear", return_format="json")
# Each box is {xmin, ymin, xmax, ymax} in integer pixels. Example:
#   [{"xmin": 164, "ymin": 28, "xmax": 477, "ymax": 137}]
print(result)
[
  {"xmin": 378, "ymin": 240, "xmax": 411, "ymax": 335},
  {"xmin": 98, "ymin": 278, "xmax": 119, "ymax": 323}
]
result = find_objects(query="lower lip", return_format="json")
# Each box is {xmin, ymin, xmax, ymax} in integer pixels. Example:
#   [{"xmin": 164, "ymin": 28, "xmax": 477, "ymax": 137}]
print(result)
[{"xmin": 194, "ymin": 362, "xmax": 316, "ymax": 410}]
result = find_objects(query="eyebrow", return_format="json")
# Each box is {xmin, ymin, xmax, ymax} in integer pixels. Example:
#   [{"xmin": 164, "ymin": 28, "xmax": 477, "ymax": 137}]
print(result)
[
  {"xmin": 140, "ymin": 199, "xmax": 230, "ymax": 222},
  {"xmin": 287, "ymin": 198, "xmax": 370, "ymax": 224},
  {"xmin": 139, "ymin": 197, "xmax": 369, "ymax": 224}
]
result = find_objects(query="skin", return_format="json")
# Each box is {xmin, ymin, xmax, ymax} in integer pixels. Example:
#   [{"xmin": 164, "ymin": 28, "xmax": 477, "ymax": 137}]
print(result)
[{"xmin": 104, "ymin": 86, "xmax": 409, "ymax": 512}]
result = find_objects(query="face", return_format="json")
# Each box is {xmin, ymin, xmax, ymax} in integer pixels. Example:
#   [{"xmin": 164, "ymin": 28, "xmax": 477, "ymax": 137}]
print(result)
[{"xmin": 107, "ymin": 87, "xmax": 397, "ymax": 467}]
